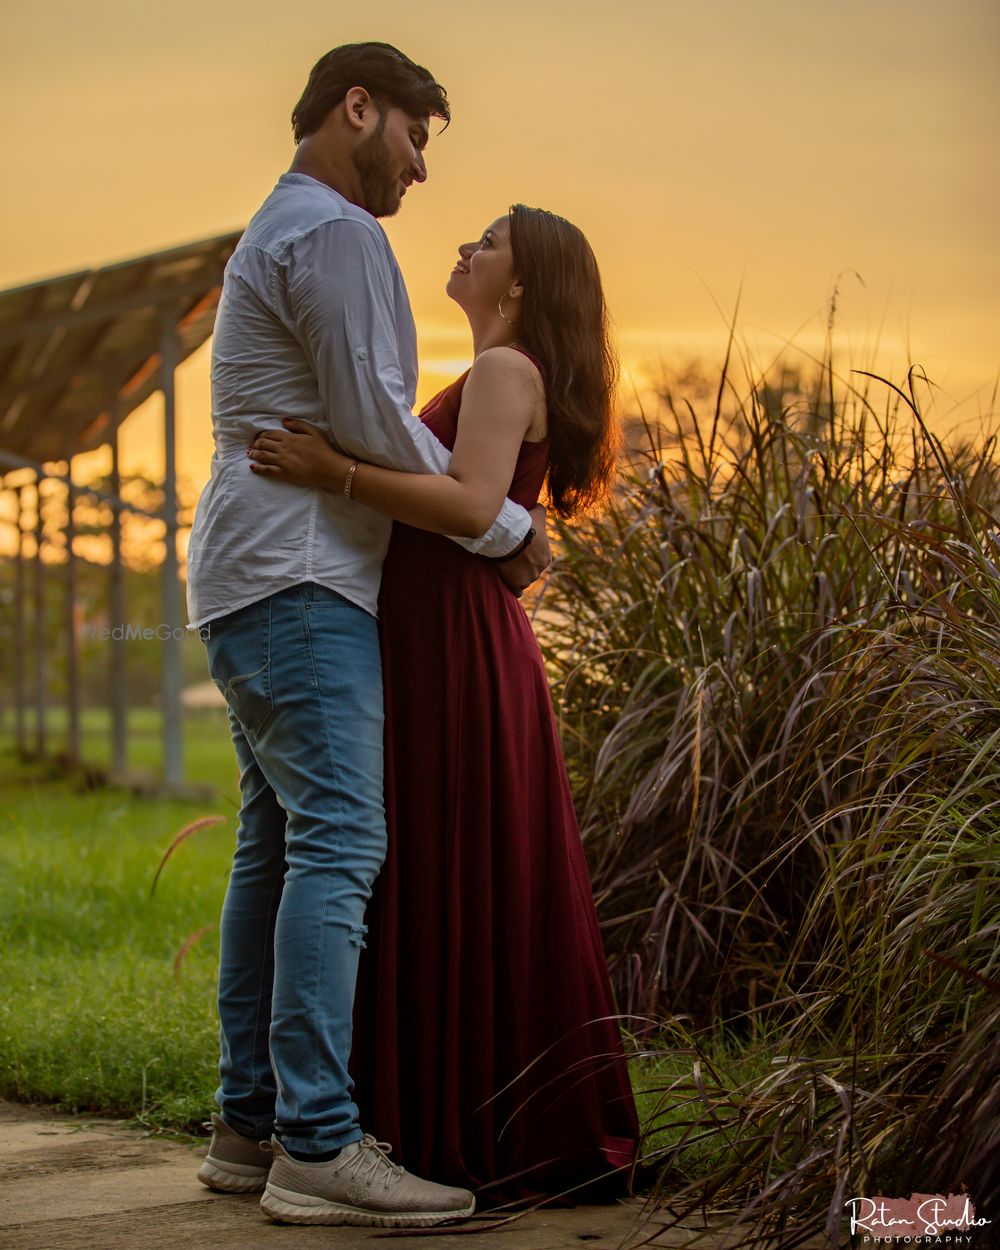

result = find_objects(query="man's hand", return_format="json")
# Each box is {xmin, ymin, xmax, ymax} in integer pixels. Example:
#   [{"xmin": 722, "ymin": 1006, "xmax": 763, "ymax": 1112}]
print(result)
[{"xmin": 497, "ymin": 504, "xmax": 552, "ymax": 596}]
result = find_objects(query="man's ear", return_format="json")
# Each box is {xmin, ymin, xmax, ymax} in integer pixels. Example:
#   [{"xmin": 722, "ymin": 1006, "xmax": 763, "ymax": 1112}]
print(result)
[{"xmin": 344, "ymin": 86, "xmax": 374, "ymax": 132}]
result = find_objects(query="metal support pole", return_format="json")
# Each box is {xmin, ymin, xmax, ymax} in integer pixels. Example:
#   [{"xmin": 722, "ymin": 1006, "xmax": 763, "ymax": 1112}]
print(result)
[
  {"xmin": 109, "ymin": 405, "xmax": 127, "ymax": 777},
  {"xmin": 64, "ymin": 460, "xmax": 80, "ymax": 763},
  {"xmin": 0, "ymin": 482, "xmax": 6, "ymax": 745},
  {"xmin": 14, "ymin": 484, "xmax": 27, "ymax": 757},
  {"xmin": 33, "ymin": 473, "xmax": 46, "ymax": 757},
  {"xmin": 160, "ymin": 316, "xmax": 184, "ymax": 787}
]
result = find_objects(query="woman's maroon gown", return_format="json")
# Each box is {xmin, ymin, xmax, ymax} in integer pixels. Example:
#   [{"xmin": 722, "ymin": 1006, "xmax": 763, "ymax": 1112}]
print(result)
[{"xmin": 351, "ymin": 358, "xmax": 640, "ymax": 1203}]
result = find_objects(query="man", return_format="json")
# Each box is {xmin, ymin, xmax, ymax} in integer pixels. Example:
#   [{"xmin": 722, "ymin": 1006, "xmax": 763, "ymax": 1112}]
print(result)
[{"xmin": 185, "ymin": 42, "xmax": 549, "ymax": 1228}]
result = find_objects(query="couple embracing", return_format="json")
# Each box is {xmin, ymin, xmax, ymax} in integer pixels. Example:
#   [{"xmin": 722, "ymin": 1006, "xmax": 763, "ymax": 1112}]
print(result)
[{"xmin": 186, "ymin": 40, "xmax": 639, "ymax": 1229}]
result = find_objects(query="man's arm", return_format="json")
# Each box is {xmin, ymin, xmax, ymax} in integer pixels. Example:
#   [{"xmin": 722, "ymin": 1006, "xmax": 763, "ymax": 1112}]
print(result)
[{"xmin": 284, "ymin": 218, "xmax": 531, "ymax": 559}]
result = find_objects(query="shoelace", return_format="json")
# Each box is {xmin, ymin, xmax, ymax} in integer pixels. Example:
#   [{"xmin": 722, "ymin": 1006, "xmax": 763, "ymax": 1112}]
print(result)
[{"xmin": 333, "ymin": 1134, "xmax": 405, "ymax": 1192}]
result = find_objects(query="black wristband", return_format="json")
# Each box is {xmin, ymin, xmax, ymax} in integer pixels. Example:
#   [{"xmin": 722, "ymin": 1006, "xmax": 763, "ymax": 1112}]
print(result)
[{"xmin": 491, "ymin": 526, "xmax": 536, "ymax": 564}]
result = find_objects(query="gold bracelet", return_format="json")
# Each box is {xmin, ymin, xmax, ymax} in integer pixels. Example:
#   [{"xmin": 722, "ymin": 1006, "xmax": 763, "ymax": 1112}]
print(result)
[{"xmin": 344, "ymin": 462, "xmax": 358, "ymax": 500}]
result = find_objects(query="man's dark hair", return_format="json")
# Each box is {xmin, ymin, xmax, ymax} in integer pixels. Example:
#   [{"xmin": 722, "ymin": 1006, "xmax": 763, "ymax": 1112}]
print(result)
[{"xmin": 291, "ymin": 42, "xmax": 450, "ymax": 143}]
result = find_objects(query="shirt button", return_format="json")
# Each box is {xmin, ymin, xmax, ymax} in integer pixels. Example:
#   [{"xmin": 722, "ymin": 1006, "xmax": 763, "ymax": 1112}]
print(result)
[{"xmin": 356, "ymin": 349, "xmax": 368, "ymax": 361}]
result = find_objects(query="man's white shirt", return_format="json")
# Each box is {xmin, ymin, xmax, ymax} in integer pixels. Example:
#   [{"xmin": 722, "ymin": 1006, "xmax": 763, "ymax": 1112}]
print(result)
[{"xmin": 186, "ymin": 172, "xmax": 531, "ymax": 629}]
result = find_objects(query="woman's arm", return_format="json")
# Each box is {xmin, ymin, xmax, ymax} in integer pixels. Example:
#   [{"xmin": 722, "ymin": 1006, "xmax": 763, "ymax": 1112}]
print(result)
[
  {"xmin": 247, "ymin": 420, "xmax": 350, "ymax": 490},
  {"xmin": 248, "ymin": 347, "xmax": 544, "ymax": 538}
]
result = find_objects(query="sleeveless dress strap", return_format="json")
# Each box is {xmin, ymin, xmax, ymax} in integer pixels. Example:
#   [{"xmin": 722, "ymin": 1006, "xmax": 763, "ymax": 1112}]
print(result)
[{"xmin": 508, "ymin": 343, "xmax": 543, "ymax": 373}]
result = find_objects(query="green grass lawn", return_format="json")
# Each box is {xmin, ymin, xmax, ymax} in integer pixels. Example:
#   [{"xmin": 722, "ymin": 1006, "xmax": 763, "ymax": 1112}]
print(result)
[
  {"xmin": 0, "ymin": 706, "xmax": 239, "ymax": 793},
  {"xmin": 0, "ymin": 756, "xmax": 234, "ymax": 1133}
]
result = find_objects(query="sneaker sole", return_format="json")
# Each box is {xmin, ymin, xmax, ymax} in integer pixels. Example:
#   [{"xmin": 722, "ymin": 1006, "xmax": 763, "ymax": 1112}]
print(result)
[
  {"xmin": 197, "ymin": 1156, "xmax": 271, "ymax": 1193},
  {"xmin": 260, "ymin": 1182, "xmax": 475, "ymax": 1227}
]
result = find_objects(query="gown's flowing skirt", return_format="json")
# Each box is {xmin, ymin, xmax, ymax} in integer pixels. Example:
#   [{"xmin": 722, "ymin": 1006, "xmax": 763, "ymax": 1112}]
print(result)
[{"xmin": 350, "ymin": 520, "xmax": 640, "ymax": 1202}]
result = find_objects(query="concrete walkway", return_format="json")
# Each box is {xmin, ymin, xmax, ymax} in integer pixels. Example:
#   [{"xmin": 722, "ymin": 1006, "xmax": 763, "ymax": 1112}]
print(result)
[{"xmin": 0, "ymin": 1101, "xmax": 835, "ymax": 1249}]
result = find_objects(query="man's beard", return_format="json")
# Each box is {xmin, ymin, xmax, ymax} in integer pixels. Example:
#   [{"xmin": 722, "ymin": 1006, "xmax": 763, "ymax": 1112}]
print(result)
[{"xmin": 353, "ymin": 116, "xmax": 401, "ymax": 218}]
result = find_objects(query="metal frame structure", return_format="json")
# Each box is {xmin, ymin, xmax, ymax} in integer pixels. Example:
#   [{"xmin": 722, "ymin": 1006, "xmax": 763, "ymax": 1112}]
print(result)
[{"xmin": 0, "ymin": 231, "xmax": 242, "ymax": 786}]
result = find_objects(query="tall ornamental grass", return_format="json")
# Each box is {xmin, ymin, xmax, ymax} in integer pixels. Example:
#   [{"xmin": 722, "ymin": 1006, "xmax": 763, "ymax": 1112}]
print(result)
[{"xmin": 539, "ymin": 338, "xmax": 1000, "ymax": 1245}]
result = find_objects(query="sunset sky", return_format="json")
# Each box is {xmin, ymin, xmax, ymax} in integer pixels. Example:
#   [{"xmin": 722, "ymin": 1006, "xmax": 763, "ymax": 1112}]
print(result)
[{"xmin": 1, "ymin": 0, "xmax": 998, "ymax": 529}]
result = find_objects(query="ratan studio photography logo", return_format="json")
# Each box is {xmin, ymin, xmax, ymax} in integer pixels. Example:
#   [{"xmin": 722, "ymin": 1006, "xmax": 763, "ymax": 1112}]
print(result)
[{"xmin": 845, "ymin": 1191, "xmax": 992, "ymax": 1244}]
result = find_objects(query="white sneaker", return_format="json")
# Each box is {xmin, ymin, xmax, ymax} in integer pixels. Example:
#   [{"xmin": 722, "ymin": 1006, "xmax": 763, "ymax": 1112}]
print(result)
[
  {"xmin": 196, "ymin": 1113, "xmax": 272, "ymax": 1193},
  {"xmin": 260, "ymin": 1133, "xmax": 475, "ymax": 1227}
]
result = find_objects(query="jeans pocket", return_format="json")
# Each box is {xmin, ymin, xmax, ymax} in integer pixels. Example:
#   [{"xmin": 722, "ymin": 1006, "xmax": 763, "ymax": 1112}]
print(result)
[{"xmin": 205, "ymin": 600, "xmax": 274, "ymax": 735}]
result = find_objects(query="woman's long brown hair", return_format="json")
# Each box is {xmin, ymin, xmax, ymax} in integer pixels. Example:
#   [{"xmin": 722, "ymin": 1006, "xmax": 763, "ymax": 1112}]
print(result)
[{"xmin": 509, "ymin": 204, "xmax": 620, "ymax": 518}]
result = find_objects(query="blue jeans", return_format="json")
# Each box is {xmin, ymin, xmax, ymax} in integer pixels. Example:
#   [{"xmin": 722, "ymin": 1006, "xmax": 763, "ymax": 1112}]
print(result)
[{"xmin": 202, "ymin": 582, "xmax": 386, "ymax": 1155}]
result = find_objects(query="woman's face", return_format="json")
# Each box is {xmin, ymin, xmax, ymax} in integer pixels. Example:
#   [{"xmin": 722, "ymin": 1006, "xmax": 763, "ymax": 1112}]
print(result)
[{"xmin": 446, "ymin": 216, "xmax": 520, "ymax": 317}]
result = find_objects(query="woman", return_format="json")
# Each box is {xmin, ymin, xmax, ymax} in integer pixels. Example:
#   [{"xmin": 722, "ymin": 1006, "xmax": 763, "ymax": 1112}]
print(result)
[{"xmin": 248, "ymin": 204, "xmax": 639, "ymax": 1203}]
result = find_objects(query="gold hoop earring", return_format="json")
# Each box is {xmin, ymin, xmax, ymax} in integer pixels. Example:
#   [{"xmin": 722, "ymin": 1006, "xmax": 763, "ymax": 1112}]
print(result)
[{"xmin": 498, "ymin": 295, "xmax": 514, "ymax": 325}]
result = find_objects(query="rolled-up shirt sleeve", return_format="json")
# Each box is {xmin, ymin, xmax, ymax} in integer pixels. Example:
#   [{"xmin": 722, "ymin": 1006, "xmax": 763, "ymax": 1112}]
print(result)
[{"xmin": 285, "ymin": 218, "xmax": 531, "ymax": 557}]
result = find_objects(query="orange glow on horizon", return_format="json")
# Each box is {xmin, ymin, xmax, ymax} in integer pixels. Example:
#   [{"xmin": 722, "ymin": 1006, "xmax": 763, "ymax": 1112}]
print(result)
[{"xmin": 1, "ymin": 0, "xmax": 997, "ymax": 542}]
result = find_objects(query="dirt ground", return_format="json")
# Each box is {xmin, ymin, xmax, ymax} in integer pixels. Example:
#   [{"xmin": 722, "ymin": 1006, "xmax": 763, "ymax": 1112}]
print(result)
[{"xmin": 0, "ymin": 1101, "xmax": 839, "ymax": 1249}]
